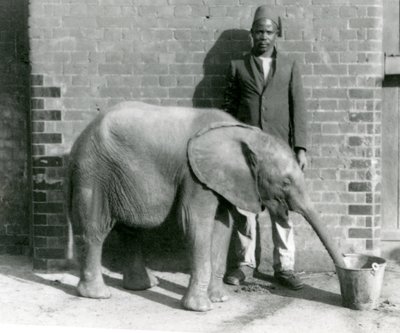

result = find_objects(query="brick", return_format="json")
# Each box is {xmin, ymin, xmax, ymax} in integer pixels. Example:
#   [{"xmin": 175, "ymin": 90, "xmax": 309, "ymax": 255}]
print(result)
[
  {"xmin": 348, "ymin": 136, "xmax": 363, "ymax": 146},
  {"xmin": 321, "ymin": 123, "xmax": 340, "ymax": 134},
  {"xmin": 339, "ymin": 6, "xmax": 358, "ymax": 18},
  {"xmin": 349, "ymin": 41, "xmax": 381, "ymax": 52},
  {"xmin": 350, "ymin": 159, "xmax": 371, "ymax": 169},
  {"xmin": 159, "ymin": 76, "xmax": 177, "ymax": 87},
  {"xmin": 34, "ymin": 236, "xmax": 48, "ymax": 247},
  {"xmin": 348, "ymin": 228, "xmax": 373, "ymax": 238},
  {"xmin": 169, "ymin": 64, "xmax": 203, "ymax": 75},
  {"xmin": 313, "ymin": 111, "xmax": 347, "ymax": 122},
  {"xmin": 349, "ymin": 89, "xmax": 375, "ymax": 99},
  {"xmin": 31, "ymin": 75, "xmax": 44, "ymax": 86},
  {"xmin": 305, "ymin": 53, "xmax": 322, "ymax": 64},
  {"xmin": 141, "ymin": 76, "xmax": 158, "ymax": 87},
  {"xmin": 63, "ymin": 111, "xmax": 97, "ymax": 121},
  {"xmin": 35, "ymin": 248, "xmax": 65, "ymax": 260},
  {"xmin": 349, "ymin": 18, "xmax": 381, "ymax": 29},
  {"xmin": 157, "ymin": 6, "xmax": 174, "ymax": 17},
  {"xmin": 31, "ymin": 99, "xmax": 44, "ymax": 110},
  {"xmin": 349, "ymin": 205, "xmax": 373, "ymax": 216},
  {"xmin": 34, "ymin": 225, "xmax": 66, "ymax": 238},
  {"xmin": 174, "ymin": 5, "xmax": 192, "ymax": 17},
  {"xmin": 314, "ymin": 204, "xmax": 347, "ymax": 215},
  {"xmin": 348, "ymin": 64, "xmax": 381, "ymax": 76},
  {"xmin": 278, "ymin": 41, "xmax": 312, "ymax": 52},
  {"xmin": 349, "ymin": 112, "xmax": 373, "ymax": 122},
  {"xmin": 349, "ymin": 182, "xmax": 372, "ymax": 192},
  {"xmin": 174, "ymin": 30, "xmax": 191, "ymax": 41},
  {"xmin": 32, "ymin": 145, "xmax": 45, "ymax": 156},
  {"xmin": 63, "ymin": 16, "xmax": 97, "ymax": 28},
  {"xmin": 312, "ymin": 88, "xmax": 347, "ymax": 99},
  {"xmin": 31, "ymin": 87, "xmax": 61, "ymax": 98},
  {"xmin": 32, "ymin": 122, "xmax": 45, "ymax": 133},
  {"xmin": 340, "ymin": 30, "xmax": 358, "ymax": 41},
  {"xmin": 367, "ymin": 6, "xmax": 382, "ymax": 18},
  {"xmin": 33, "ymin": 156, "xmax": 63, "ymax": 167},
  {"xmin": 311, "ymin": 180, "xmax": 347, "ymax": 192},
  {"xmin": 319, "ymin": 100, "xmax": 338, "ymax": 110},
  {"xmin": 33, "ymin": 191, "xmax": 47, "ymax": 202},
  {"xmin": 169, "ymin": 87, "xmax": 195, "ymax": 98},
  {"xmin": 47, "ymin": 214, "xmax": 67, "ymax": 225},
  {"xmin": 34, "ymin": 202, "xmax": 64, "ymax": 214},
  {"xmin": 32, "ymin": 133, "xmax": 62, "ymax": 144},
  {"xmin": 32, "ymin": 110, "xmax": 62, "ymax": 121},
  {"xmin": 313, "ymin": 64, "xmax": 347, "ymax": 75},
  {"xmin": 367, "ymin": 29, "xmax": 381, "ymax": 41}
]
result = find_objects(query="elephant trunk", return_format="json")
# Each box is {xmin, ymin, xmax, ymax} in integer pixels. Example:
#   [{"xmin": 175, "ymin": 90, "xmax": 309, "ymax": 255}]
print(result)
[{"xmin": 303, "ymin": 207, "xmax": 346, "ymax": 268}]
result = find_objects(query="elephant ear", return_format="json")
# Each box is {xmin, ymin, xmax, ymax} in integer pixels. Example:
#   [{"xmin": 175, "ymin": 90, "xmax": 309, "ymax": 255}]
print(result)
[{"xmin": 188, "ymin": 122, "xmax": 263, "ymax": 213}]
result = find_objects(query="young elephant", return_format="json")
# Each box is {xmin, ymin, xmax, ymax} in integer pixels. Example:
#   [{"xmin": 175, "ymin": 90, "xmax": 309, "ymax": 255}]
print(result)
[{"xmin": 67, "ymin": 101, "xmax": 345, "ymax": 312}]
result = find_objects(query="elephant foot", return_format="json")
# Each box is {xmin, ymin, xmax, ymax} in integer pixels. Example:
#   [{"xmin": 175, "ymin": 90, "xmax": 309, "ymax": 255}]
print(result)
[
  {"xmin": 77, "ymin": 278, "xmax": 111, "ymax": 299},
  {"xmin": 208, "ymin": 286, "xmax": 229, "ymax": 303},
  {"xmin": 123, "ymin": 268, "xmax": 159, "ymax": 291},
  {"xmin": 181, "ymin": 289, "xmax": 213, "ymax": 312}
]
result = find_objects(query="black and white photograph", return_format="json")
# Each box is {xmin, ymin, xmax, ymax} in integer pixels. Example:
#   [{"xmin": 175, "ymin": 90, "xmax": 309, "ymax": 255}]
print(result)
[{"xmin": 0, "ymin": 0, "xmax": 399, "ymax": 332}]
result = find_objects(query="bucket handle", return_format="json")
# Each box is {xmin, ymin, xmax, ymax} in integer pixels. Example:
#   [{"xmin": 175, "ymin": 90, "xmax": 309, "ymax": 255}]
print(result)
[{"xmin": 371, "ymin": 262, "xmax": 379, "ymax": 272}]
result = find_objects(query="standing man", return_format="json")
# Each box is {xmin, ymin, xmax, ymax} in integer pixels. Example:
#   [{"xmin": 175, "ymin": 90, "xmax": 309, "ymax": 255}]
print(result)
[{"xmin": 222, "ymin": 5, "xmax": 308, "ymax": 290}]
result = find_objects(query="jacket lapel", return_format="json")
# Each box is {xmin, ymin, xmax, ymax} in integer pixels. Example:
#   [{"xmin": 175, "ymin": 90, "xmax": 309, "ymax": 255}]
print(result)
[{"xmin": 248, "ymin": 55, "xmax": 264, "ymax": 95}]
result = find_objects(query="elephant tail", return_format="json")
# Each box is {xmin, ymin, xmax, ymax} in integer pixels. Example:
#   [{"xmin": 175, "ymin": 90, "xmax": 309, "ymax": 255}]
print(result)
[
  {"xmin": 66, "ymin": 215, "xmax": 75, "ymax": 261},
  {"xmin": 65, "ymin": 163, "xmax": 78, "ymax": 267}
]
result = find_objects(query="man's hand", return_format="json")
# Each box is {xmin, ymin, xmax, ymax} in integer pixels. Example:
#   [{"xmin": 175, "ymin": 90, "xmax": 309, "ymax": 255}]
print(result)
[{"xmin": 296, "ymin": 149, "xmax": 307, "ymax": 171}]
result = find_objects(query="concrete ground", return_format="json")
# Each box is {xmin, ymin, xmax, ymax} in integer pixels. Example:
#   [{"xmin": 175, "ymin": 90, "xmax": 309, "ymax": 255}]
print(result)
[{"xmin": 0, "ymin": 254, "xmax": 400, "ymax": 333}]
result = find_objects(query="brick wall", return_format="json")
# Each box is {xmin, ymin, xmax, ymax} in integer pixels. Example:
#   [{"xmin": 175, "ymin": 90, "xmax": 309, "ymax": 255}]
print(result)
[
  {"xmin": 0, "ymin": 0, "xmax": 30, "ymax": 255},
  {"xmin": 28, "ymin": 0, "xmax": 383, "ymax": 271}
]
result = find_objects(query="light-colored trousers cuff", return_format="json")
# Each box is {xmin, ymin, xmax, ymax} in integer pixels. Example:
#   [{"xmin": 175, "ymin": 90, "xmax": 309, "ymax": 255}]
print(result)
[{"xmin": 235, "ymin": 208, "xmax": 295, "ymax": 272}]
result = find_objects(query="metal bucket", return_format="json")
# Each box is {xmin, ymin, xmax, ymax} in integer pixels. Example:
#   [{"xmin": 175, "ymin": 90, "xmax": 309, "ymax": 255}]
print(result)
[{"xmin": 335, "ymin": 253, "xmax": 386, "ymax": 310}]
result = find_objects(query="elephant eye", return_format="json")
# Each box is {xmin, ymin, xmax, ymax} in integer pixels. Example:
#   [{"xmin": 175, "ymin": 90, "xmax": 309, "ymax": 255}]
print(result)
[{"xmin": 282, "ymin": 177, "xmax": 291, "ymax": 187}]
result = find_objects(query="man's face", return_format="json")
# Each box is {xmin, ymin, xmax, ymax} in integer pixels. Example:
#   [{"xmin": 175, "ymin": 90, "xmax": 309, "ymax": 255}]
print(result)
[{"xmin": 251, "ymin": 19, "xmax": 278, "ymax": 56}]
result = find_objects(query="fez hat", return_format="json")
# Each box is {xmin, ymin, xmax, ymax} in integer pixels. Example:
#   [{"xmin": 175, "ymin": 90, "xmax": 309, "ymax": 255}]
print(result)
[{"xmin": 252, "ymin": 5, "xmax": 282, "ymax": 36}]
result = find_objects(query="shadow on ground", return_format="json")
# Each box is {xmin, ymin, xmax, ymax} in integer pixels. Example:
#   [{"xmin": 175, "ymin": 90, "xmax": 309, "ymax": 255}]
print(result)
[
  {"xmin": 253, "ymin": 271, "xmax": 342, "ymax": 307},
  {"xmin": 104, "ymin": 275, "xmax": 186, "ymax": 310},
  {"xmin": 0, "ymin": 261, "xmax": 78, "ymax": 297},
  {"xmin": 0, "ymin": 242, "xmax": 190, "ymax": 311}
]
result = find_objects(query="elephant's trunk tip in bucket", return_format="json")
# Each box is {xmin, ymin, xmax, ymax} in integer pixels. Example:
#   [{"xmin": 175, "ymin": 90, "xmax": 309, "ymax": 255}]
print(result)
[{"xmin": 335, "ymin": 253, "xmax": 387, "ymax": 310}]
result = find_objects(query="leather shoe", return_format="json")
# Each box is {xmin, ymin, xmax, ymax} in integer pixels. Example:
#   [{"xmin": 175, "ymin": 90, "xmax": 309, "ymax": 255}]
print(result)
[
  {"xmin": 274, "ymin": 270, "xmax": 303, "ymax": 290},
  {"xmin": 224, "ymin": 266, "xmax": 254, "ymax": 286}
]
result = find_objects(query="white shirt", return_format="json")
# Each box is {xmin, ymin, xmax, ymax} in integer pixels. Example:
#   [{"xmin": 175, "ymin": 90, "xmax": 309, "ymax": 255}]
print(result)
[{"xmin": 258, "ymin": 56, "xmax": 273, "ymax": 80}]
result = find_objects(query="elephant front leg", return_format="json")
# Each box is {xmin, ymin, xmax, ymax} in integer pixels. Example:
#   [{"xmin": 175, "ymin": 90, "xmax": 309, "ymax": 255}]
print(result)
[
  {"xmin": 77, "ymin": 239, "xmax": 111, "ymax": 299},
  {"xmin": 181, "ymin": 192, "xmax": 218, "ymax": 312},
  {"xmin": 119, "ymin": 231, "xmax": 159, "ymax": 290},
  {"xmin": 208, "ymin": 203, "xmax": 233, "ymax": 303}
]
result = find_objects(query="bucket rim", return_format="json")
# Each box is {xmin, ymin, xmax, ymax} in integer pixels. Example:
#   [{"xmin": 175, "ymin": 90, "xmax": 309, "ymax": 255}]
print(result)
[{"xmin": 334, "ymin": 253, "xmax": 387, "ymax": 271}]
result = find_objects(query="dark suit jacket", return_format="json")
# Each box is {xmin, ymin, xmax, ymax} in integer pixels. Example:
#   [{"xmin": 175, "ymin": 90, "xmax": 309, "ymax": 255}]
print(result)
[{"xmin": 222, "ymin": 49, "xmax": 307, "ymax": 150}]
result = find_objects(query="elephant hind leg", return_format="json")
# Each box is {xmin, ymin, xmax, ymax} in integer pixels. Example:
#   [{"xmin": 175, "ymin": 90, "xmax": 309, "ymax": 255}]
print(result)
[
  {"xmin": 118, "ymin": 230, "xmax": 159, "ymax": 290},
  {"xmin": 74, "ymin": 186, "xmax": 113, "ymax": 299},
  {"xmin": 77, "ymin": 240, "xmax": 111, "ymax": 299}
]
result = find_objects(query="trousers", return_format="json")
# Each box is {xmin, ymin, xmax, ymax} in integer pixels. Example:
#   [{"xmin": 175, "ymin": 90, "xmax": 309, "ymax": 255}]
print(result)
[{"xmin": 235, "ymin": 208, "xmax": 295, "ymax": 272}]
